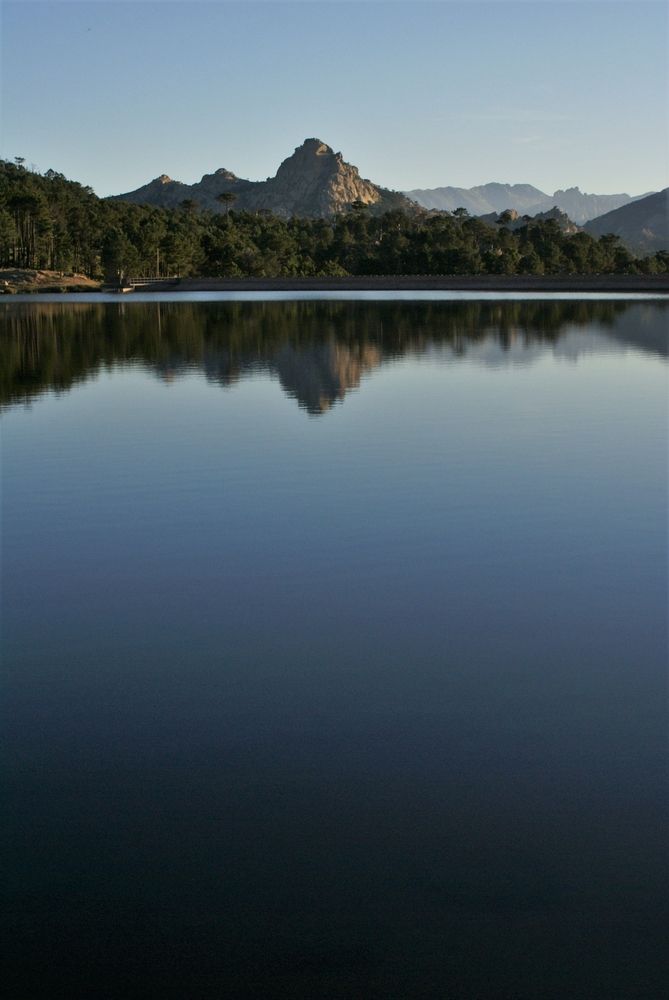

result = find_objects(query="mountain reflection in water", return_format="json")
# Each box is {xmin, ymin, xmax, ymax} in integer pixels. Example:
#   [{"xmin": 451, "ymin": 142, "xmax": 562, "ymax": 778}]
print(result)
[{"xmin": 1, "ymin": 298, "xmax": 666, "ymax": 414}]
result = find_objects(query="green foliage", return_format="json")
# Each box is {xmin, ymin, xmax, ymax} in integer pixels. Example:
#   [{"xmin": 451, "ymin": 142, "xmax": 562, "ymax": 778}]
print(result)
[{"xmin": 0, "ymin": 159, "xmax": 665, "ymax": 280}]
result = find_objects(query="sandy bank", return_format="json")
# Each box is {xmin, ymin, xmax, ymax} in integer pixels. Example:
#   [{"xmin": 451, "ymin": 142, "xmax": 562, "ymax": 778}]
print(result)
[{"xmin": 0, "ymin": 269, "xmax": 101, "ymax": 293}]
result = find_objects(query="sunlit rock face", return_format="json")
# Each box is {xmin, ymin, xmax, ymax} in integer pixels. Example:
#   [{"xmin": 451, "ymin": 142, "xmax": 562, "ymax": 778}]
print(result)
[
  {"xmin": 111, "ymin": 138, "xmax": 413, "ymax": 218},
  {"xmin": 257, "ymin": 139, "xmax": 382, "ymax": 217}
]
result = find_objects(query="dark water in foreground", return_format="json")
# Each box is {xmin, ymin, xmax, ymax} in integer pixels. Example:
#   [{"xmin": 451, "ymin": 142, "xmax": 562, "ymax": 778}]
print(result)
[{"xmin": 2, "ymin": 299, "xmax": 668, "ymax": 998}]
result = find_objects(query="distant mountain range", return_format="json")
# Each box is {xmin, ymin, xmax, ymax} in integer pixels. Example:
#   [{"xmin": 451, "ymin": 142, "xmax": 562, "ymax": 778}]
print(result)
[
  {"xmin": 112, "ymin": 138, "xmax": 414, "ymax": 218},
  {"xmin": 405, "ymin": 182, "xmax": 651, "ymax": 224},
  {"xmin": 584, "ymin": 189, "xmax": 668, "ymax": 254},
  {"xmin": 111, "ymin": 138, "xmax": 666, "ymax": 252}
]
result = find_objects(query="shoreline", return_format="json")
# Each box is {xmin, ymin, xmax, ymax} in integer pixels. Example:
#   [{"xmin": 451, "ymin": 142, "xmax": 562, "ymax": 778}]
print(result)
[
  {"xmin": 126, "ymin": 275, "xmax": 669, "ymax": 294},
  {"xmin": 3, "ymin": 274, "xmax": 669, "ymax": 300}
]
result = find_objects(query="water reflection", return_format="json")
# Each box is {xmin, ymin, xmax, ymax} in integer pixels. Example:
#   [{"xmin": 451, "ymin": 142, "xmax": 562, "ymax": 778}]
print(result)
[
  {"xmin": 1, "ymin": 299, "xmax": 666, "ymax": 414},
  {"xmin": 3, "ymin": 297, "xmax": 667, "ymax": 998}
]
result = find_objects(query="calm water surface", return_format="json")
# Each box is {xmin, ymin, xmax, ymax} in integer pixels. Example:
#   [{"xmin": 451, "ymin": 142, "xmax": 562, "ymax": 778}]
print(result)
[{"xmin": 2, "ymin": 299, "xmax": 667, "ymax": 998}]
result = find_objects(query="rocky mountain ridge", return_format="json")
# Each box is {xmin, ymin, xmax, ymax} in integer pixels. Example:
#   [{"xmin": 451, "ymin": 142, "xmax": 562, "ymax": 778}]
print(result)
[
  {"xmin": 111, "ymin": 140, "xmax": 663, "ymax": 242},
  {"xmin": 112, "ymin": 139, "xmax": 415, "ymax": 218}
]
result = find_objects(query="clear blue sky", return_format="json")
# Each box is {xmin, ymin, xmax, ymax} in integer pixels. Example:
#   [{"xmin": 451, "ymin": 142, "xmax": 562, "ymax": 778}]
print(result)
[{"xmin": 1, "ymin": 0, "xmax": 667, "ymax": 197}]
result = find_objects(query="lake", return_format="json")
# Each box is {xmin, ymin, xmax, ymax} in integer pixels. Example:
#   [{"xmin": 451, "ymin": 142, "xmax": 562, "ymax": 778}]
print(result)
[{"xmin": 2, "ymin": 296, "xmax": 667, "ymax": 998}]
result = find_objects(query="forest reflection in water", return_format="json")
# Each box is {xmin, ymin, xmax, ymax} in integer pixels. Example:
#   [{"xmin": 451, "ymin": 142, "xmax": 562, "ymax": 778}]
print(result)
[{"xmin": 1, "ymin": 298, "xmax": 667, "ymax": 414}]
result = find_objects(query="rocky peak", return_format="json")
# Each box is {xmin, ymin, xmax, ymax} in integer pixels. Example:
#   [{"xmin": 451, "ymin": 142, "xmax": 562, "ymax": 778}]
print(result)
[
  {"xmin": 212, "ymin": 168, "xmax": 238, "ymax": 181},
  {"xmin": 197, "ymin": 168, "xmax": 241, "ymax": 191},
  {"xmin": 302, "ymin": 138, "xmax": 335, "ymax": 155},
  {"xmin": 266, "ymin": 138, "xmax": 382, "ymax": 216},
  {"xmin": 294, "ymin": 138, "xmax": 339, "ymax": 160},
  {"xmin": 275, "ymin": 139, "xmax": 340, "ymax": 179}
]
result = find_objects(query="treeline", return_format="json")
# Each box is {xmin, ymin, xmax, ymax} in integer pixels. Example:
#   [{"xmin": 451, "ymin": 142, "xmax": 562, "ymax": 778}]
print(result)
[{"xmin": 1, "ymin": 158, "xmax": 667, "ymax": 279}]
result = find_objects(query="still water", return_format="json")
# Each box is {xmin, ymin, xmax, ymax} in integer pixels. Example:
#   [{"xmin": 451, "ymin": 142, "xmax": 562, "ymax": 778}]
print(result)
[{"xmin": 2, "ymin": 298, "xmax": 667, "ymax": 998}]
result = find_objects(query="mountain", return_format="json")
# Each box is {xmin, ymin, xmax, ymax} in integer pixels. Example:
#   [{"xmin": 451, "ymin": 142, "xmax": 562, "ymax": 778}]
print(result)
[
  {"xmin": 406, "ymin": 183, "xmax": 648, "ymax": 224},
  {"xmin": 112, "ymin": 146, "xmax": 657, "ymax": 225},
  {"xmin": 584, "ymin": 189, "xmax": 669, "ymax": 254},
  {"xmin": 112, "ymin": 139, "xmax": 416, "ymax": 218}
]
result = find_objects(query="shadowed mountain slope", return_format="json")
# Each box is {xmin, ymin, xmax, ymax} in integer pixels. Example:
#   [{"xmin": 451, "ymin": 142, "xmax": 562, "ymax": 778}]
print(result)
[{"xmin": 584, "ymin": 189, "xmax": 668, "ymax": 254}]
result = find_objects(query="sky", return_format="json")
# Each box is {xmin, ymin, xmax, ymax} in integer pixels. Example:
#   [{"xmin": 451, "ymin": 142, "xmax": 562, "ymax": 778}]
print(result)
[{"xmin": 1, "ymin": 0, "xmax": 667, "ymax": 197}]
